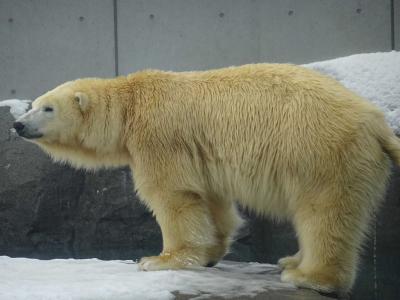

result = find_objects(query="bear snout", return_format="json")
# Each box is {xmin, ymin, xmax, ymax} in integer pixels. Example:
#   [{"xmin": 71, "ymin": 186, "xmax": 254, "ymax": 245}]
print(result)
[
  {"xmin": 13, "ymin": 121, "xmax": 43, "ymax": 139},
  {"xmin": 13, "ymin": 121, "xmax": 25, "ymax": 134}
]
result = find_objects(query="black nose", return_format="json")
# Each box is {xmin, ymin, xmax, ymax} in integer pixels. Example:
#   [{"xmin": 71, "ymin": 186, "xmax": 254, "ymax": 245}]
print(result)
[{"xmin": 13, "ymin": 121, "xmax": 25, "ymax": 132}]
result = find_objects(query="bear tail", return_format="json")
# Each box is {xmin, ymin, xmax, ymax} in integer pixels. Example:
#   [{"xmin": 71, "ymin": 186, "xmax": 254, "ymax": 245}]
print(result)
[
  {"xmin": 381, "ymin": 134, "xmax": 400, "ymax": 166},
  {"xmin": 376, "ymin": 122, "xmax": 400, "ymax": 166}
]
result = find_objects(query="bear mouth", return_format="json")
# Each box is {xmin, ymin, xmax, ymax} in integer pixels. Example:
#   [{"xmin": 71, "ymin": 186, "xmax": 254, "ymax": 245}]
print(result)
[
  {"xmin": 23, "ymin": 133, "xmax": 43, "ymax": 139},
  {"xmin": 14, "ymin": 128, "xmax": 43, "ymax": 139}
]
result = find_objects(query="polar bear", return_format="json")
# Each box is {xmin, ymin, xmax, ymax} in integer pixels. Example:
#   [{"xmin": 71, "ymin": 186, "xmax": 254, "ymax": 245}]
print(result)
[{"xmin": 14, "ymin": 64, "xmax": 400, "ymax": 295}]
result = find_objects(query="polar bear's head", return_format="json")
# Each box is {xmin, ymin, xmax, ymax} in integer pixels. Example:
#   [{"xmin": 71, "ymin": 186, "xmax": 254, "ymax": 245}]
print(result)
[
  {"xmin": 13, "ymin": 79, "xmax": 131, "ymax": 169},
  {"xmin": 14, "ymin": 81, "xmax": 89, "ymax": 143}
]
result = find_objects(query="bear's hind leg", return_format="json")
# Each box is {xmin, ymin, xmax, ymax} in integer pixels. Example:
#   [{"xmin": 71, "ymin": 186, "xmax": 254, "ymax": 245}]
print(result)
[
  {"xmin": 138, "ymin": 191, "xmax": 220, "ymax": 271},
  {"xmin": 282, "ymin": 135, "xmax": 391, "ymax": 294},
  {"xmin": 281, "ymin": 190, "xmax": 374, "ymax": 295}
]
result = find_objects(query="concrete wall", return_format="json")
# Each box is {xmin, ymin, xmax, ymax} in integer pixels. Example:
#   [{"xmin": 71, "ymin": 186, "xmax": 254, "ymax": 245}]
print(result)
[
  {"xmin": 0, "ymin": 0, "xmax": 396, "ymax": 99},
  {"xmin": 117, "ymin": 0, "xmax": 392, "ymax": 73},
  {"xmin": 0, "ymin": 0, "xmax": 115, "ymax": 99}
]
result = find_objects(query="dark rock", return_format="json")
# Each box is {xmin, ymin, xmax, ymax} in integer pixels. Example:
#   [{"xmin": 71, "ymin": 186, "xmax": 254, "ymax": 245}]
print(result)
[{"xmin": 0, "ymin": 106, "xmax": 161, "ymax": 260}]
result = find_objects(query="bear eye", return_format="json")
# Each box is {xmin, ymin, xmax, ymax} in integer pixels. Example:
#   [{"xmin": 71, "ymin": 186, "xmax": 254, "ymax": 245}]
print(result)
[{"xmin": 44, "ymin": 106, "xmax": 53, "ymax": 112}]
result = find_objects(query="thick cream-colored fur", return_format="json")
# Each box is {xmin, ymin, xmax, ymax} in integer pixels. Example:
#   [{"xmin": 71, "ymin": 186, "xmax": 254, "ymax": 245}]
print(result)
[{"xmin": 24, "ymin": 64, "xmax": 400, "ymax": 295}]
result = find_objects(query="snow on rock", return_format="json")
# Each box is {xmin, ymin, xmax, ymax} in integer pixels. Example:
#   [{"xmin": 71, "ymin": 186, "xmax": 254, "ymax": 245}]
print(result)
[
  {"xmin": 305, "ymin": 51, "xmax": 400, "ymax": 134},
  {"xmin": 0, "ymin": 257, "xmax": 299, "ymax": 300},
  {"xmin": 0, "ymin": 99, "xmax": 31, "ymax": 119}
]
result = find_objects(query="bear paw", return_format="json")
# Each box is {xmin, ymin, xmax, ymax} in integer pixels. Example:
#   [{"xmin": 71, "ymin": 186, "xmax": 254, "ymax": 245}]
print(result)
[
  {"xmin": 138, "ymin": 252, "xmax": 203, "ymax": 271},
  {"xmin": 278, "ymin": 255, "xmax": 300, "ymax": 270},
  {"xmin": 281, "ymin": 268, "xmax": 339, "ymax": 295},
  {"xmin": 138, "ymin": 255, "xmax": 175, "ymax": 271}
]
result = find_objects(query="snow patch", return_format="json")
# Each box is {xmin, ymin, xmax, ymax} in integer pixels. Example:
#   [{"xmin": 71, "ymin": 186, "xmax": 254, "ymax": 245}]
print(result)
[
  {"xmin": 0, "ymin": 257, "xmax": 294, "ymax": 300},
  {"xmin": 0, "ymin": 99, "xmax": 31, "ymax": 119}
]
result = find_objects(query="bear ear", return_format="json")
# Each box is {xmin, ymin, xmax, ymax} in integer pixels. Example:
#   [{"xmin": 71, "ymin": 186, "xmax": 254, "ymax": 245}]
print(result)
[{"xmin": 74, "ymin": 92, "xmax": 90, "ymax": 111}]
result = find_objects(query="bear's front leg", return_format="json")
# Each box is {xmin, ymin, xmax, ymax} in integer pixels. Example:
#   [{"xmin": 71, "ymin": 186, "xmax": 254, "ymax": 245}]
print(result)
[{"xmin": 138, "ymin": 191, "xmax": 218, "ymax": 271}]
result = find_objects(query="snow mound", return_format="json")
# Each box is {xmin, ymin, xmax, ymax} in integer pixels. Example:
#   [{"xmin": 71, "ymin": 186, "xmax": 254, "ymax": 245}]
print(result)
[
  {"xmin": 305, "ymin": 51, "xmax": 400, "ymax": 134},
  {"xmin": 0, "ymin": 257, "xmax": 297, "ymax": 300},
  {"xmin": 0, "ymin": 99, "xmax": 31, "ymax": 119}
]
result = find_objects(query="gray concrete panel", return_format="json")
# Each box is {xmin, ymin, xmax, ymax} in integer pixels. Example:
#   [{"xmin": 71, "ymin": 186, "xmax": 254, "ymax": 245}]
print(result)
[
  {"xmin": 257, "ymin": 0, "xmax": 392, "ymax": 63},
  {"xmin": 117, "ymin": 0, "xmax": 260, "ymax": 73},
  {"xmin": 117, "ymin": 0, "xmax": 392, "ymax": 74},
  {"xmin": 0, "ymin": 0, "xmax": 115, "ymax": 100},
  {"xmin": 395, "ymin": 0, "xmax": 400, "ymax": 50}
]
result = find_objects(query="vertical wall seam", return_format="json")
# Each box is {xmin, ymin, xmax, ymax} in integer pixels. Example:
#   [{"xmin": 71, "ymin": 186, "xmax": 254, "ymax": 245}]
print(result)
[
  {"xmin": 373, "ymin": 218, "xmax": 378, "ymax": 300},
  {"xmin": 113, "ymin": 0, "xmax": 119, "ymax": 76},
  {"xmin": 391, "ymin": 0, "xmax": 395, "ymax": 50}
]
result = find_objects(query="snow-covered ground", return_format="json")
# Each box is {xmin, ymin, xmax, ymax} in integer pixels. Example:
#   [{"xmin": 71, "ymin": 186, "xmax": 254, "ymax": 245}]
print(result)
[
  {"xmin": 1, "ymin": 52, "xmax": 399, "ymax": 299},
  {"xmin": 0, "ymin": 257, "xmax": 296, "ymax": 300}
]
